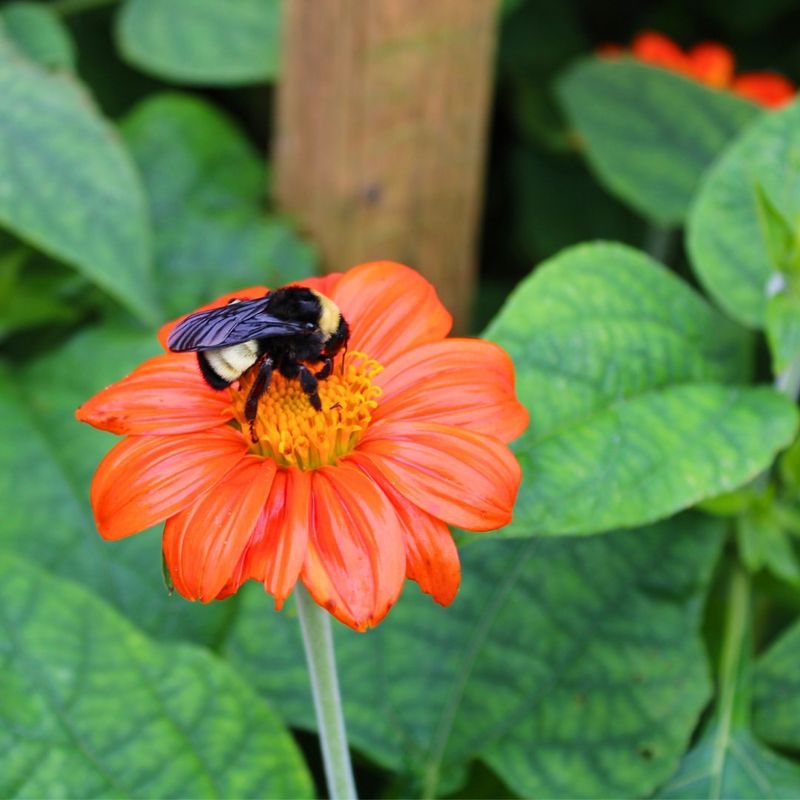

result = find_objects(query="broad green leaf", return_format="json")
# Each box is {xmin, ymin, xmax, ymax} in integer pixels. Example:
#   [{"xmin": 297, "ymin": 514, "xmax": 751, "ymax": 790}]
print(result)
[
  {"xmin": 116, "ymin": 0, "xmax": 281, "ymax": 85},
  {"xmin": 767, "ymin": 288, "xmax": 800, "ymax": 374},
  {"xmin": 1, "ymin": 1, "xmax": 74, "ymax": 69},
  {"xmin": 512, "ymin": 384, "xmax": 795, "ymax": 537},
  {"xmin": 753, "ymin": 619, "xmax": 800, "ymax": 750},
  {"xmin": 225, "ymin": 515, "xmax": 723, "ymax": 799},
  {"xmin": 483, "ymin": 242, "xmax": 796, "ymax": 536},
  {"xmin": 0, "ymin": 553, "xmax": 313, "ymax": 799},
  {"xmin": 689, "ymin": 100, "xmax": 800, "ymax": 328},
  {"xmin": 0, "ymin": 325, "xmax": 232, "ymax": 644},
  {"xmin": 0, "ymin": 32, "xmax": 158, "ymax": 323},
  {"xmin": 121, "ymin": 93, "xmax": 316, "ymax": 315},
  {"xmin": 557, "ymin": 58, "xmax": 759, "ymax": 225}
]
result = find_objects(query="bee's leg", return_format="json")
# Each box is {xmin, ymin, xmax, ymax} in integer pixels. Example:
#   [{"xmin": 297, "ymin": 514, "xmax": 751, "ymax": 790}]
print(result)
[
  {"xmin": 245, "ymin": 356, "xmax": 273, "ymax": 441},
  {"xmin": 298, "ymin": 365, "xmax": 322, "ymax": 411},
  {"xmin": 315, "ymin": 356, "xmax": 333, "ymax": 380}
]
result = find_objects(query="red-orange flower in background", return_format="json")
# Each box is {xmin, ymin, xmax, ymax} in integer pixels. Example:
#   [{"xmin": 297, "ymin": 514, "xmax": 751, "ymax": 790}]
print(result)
[
  {"xmin": 76, "ymin": 262, "xmax": 528, "ymax": 631},
  {"xmin": 601, "ymin": 30, "xmax": 795, "ymax": 109}
]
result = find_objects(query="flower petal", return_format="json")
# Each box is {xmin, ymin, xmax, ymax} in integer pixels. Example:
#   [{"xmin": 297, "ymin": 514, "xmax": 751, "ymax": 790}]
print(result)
[
  {"xmin": 732, "ymin": 72, "xmax": 795, "ymax": 108},
  {"xmin": 90, "ymin": 427, "xmax": 248, "ymax": 540},
  {"xmin": 358, "ymin": 420, "xmax": 521, "ymax": 532},
  {"xmin": 350, "ymin": 452, "xmax": 460, "ymax": 605},
  {"xmin": 687, "ymin": 42, "xmax": 734, "ymax": 88},
  {"xmin": 374, "ymin": 338, "xmax": 529, "ymax": 442},
  {"xmin": 163, "ymin": 457, "xmax": 276, "ymax": 601},
  {"xmin": 76, "ymin": 353, "xmax": 232, "ymax": 435},
  {"xmin": 224, "ymin": 468, "xmax": 311, "ymax": 608},
  {"xmin": 157, "ymin": 286, "xmax": 269, "ymax": 350},
  {"xmin": 631, "ymin": 30, "xmax": 690, "ymax": 74},
  {"xmin": 301, "ymin": 462, "xmax": 406, "ymax": 631},
  {"xmin": 294, "ymin": 272, "xmax": 343, "ymax": 297},
  {"xmin": 329, "ymin": 261, "xmax": 452, "ymax": 363}
]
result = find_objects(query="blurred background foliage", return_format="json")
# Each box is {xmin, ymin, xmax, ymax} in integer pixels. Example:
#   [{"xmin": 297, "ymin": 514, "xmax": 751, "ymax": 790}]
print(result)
[{"xmin": 2, "ymin": 0, "xmax": 800, "ymax": 797}]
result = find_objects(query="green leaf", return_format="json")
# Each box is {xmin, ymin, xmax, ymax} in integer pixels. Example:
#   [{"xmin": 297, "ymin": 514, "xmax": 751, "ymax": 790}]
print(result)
[
  {"xmin": 121, "ymin": 93, "xmax": 316, "ymax": 316},
  {"xmin": 766, "ymin": 288, "xmax": 800, "ymax": 374},
  {"xmin": 0, "ymin": 552, "xmax": 313, "ymax": 799},
  {"xmin": 116, "ymin": 0, "xmax": 281, "ymax": 85},
  {"xmin": 513, "ymin": 384, "xmax": 796, "ymax": 537},
  {"xmin": 483, "ymin": 242, "xmax": 795, "ymax": 536},
  {"xmin": 779, "ymin": 437, "xmax": 800, "ymax": 492},
  {"xmin": 557, "ymin": 58, "xmax": 759, "ymax": 225},
  {"xmin": 657, "ymin": 728, "xmax": 800, "ymax": 799},
  {"xmin": 736, "ymin": 512, "xmax": 800, "ymax": 585},
  {"xmin": 689, "ymin": 100, "xmax": 800, "ymax": 328},
  {"xmin": 0, "ymin": 32, "xmax": 158, "ymax": 323},
  {"xmin": 659, "ymin": 568, "xmax": 800, "ymax": 799},
  {"xmin": 0, "ymin": 1, "xmax": 74, "ymax": 69},
  {"xmin": 754, "ymin": 619, "xmax": 800, "ymax": 751},
  {"xmin": 225, "ymin": 515, "xmax": 723, "ymax": 799},
  {"xmin": 0, "ymin": 325, "xmax": 231, "ymax": 645}
]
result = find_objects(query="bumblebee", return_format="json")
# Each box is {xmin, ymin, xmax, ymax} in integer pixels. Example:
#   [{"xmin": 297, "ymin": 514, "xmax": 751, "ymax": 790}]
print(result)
[{"xmin": 167, "ymin": 287, "xmax": 349, "ymax": 430}]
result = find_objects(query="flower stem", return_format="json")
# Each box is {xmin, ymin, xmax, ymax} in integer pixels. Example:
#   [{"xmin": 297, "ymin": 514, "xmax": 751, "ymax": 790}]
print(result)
[{"xmin": 295, "ymin": 585, "xmax": 358, "ymax": 800}]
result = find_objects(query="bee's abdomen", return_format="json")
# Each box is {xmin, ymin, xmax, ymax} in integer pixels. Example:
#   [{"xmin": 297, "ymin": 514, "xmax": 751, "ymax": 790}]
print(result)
[{"xmin": 198, "ymin": 341, "xmax": 259, "ymax": 388}]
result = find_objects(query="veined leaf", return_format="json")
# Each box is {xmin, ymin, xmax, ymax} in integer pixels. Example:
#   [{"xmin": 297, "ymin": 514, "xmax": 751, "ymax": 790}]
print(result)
[
  {"xmin": 0, "ymin": 553, "xmax": 313, "ymax": 799},
  {"xmin": 754, "ymin": 619, "xmax": 800, "ymax": 751},
  {"xmin": 557, "ymin": 58, "xmax": 759, "ymax": 225},
  {"xmin": 1, "ymin": 1, "xmax": 74, "ymax": 69},
  {"xmin": 225, "ymin": 515, "xmax": 723, "ymax": 799},
  {"xmin": 483, "ymin": 242, "xmax": 796, "ymax": 537},
  {"xmin": 0, "ymin": 326, "xmax": 232, "ymax": 644},
  {"xmin": 689, "ymin": 100, "xmax": 800, "ymax": 328},
  {"xmin": 0, "ymin": 31, "xmax": 158, "ymax": 323},
  {"xmin": 116, "ymin": 0, "xmax": 281, "ymax": 85},
  {"xmin": 121, "ymin": 93, "xmax": 316, "ymax": 316}
]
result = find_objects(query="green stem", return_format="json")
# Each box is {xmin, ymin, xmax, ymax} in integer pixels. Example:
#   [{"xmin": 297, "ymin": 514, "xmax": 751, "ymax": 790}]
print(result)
[
  {"xmin": 776, "ymin": 353, "xmax": 800, "ymax": 401},
  {"xmin": 51, "ymin": 0, "xmax": 119, "ymax": 17},
  {"xmin": 709, "ymin": 562, "xmax": 751, "ymax": 798},
  {"xmin": 295, "ymin": 585, "xmax": 357, "ymax": 800}
]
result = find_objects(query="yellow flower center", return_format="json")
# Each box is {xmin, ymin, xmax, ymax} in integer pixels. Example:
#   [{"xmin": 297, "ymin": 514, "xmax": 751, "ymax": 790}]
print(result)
[{"xmin": 229, "ymin": 351, "xmax": 383, "ymax": 469}]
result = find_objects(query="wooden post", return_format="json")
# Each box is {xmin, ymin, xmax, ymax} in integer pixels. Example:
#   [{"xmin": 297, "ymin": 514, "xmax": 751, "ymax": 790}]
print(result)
[{"xmin": 275, "ymin": 0, "xmax": 500, "ymax": 332}]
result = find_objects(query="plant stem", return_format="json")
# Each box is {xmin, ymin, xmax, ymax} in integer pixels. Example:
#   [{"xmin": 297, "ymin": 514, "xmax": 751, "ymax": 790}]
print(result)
[
  {"xmin": 776, "ymin": 353, "xmax": 800, "ymax": 401},
  {"xmin": 295, "ymin": 585, "xmax": 357, "ymax": 800},
  {"xmin": 707, "ymin": 561, "xmax": 752, "ymax": 798},
  {"xmin": 51, "ymin": 0, "xmax": 119, "ymax": 17}
]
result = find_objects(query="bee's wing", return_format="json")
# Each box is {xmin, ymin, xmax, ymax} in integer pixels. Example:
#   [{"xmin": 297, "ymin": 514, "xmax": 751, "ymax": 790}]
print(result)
[{"xmin": 167, "ymin": 297, "xmax": 309, "ymax": 352}]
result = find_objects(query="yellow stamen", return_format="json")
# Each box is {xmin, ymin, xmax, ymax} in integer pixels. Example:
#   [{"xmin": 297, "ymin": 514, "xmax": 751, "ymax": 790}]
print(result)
[{"xmin": 229, "ymin": 351, "xmax": 383, "ymax": 469}]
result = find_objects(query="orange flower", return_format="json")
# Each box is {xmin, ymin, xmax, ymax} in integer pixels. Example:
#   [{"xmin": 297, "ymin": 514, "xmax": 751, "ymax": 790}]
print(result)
[
  {"xmin": 732, "ymin": 72, "xmax": 796, "ymax": 109},
  {"xmin": 631, "ymin": 31, "xmax": 691, "ymax": 75},
  {"xmin": 601, "ymin": 30, "xmax": 795, "ymax": 109},
  {"xmin": 76, "ymin": 262, "xmax": 528, "ymax": 631}
]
